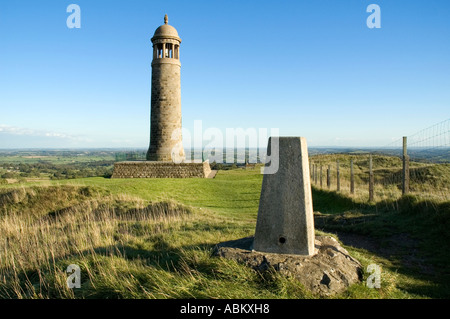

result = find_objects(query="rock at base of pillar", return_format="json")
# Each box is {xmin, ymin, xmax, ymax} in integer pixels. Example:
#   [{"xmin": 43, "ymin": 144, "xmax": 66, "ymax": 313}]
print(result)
[{"xmin": 213, "ymin": 235, "xmax": 362, "ymax": 297}]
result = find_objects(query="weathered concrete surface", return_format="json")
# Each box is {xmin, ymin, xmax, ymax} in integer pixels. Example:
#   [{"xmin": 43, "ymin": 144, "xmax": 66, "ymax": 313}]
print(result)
[
  {"xmin": 214, "ymin": 235, "xmax": 362, "ymax": 297},
  {"xmin": 206, "ymin": 170, "xmax": 218, "ymax": 179},
  {"xmin": 254, "ymin": 137, "xmax": 315, "ymax": 255}
]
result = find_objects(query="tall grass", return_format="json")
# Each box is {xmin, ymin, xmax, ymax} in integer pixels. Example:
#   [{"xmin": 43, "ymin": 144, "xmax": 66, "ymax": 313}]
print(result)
[
  {"xmin": 0, "ymin": 184, "xmax": 311, "ymax": 299},
  {"xmin": 0, "ymin": 185, "xmax": 193, "ymax": 298}
]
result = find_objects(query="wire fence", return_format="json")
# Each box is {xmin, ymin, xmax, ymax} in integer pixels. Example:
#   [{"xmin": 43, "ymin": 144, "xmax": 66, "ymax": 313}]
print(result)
[
  {"xmin": 375, "ymin": 118, "xmax": 450, "ymax": 163},
  {"xmin": 115, "ymin": 151, "xmax": 147, "ymax": 162},
  {"xmin": 309, "ymin": 153, "xmax": 450, "ymax": 205},
  {"xmin": 310, "ymin": 118, "xmax": 450, "ymax": 204},
  {"xmin": 115, "ymin": 148, "xmax": 265, "ymax": 165}
]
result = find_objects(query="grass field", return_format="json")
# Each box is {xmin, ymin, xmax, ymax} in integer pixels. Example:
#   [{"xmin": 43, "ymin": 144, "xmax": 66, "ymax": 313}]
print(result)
[{"xmin": 0, "ymin": 154, "xmax": 449, "ymax": 299}]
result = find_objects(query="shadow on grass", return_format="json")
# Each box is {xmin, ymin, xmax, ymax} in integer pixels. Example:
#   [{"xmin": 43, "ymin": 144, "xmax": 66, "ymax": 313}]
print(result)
[
  {"xmin": 311, "ymin": 187, "xmax": 372, "ymax": 214},
  {"xmin": 313, "ymin": 188, "xmax": 450, "ymax": 298}
]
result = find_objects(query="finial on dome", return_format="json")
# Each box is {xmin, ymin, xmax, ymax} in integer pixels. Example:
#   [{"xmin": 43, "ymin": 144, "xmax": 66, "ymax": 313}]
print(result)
[{"xmin": 164, "ymin": 14, "xmax": 168, "ymax": 24}]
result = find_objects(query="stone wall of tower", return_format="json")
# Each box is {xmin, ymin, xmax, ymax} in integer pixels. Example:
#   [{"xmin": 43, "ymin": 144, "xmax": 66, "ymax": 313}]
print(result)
[
  {"xmin": 147, "ymin": 59, "xmax": 183, "ymax": 162},
  {"xmin": 146, "ymin": 16, "xmax": 185, "ymax": 163}
]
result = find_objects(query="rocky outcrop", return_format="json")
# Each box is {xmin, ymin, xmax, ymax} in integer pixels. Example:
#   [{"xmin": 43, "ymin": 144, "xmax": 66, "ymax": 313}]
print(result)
[{"xmin": 213, "ymin": 235, "xmax": 362, "ymax": 296}]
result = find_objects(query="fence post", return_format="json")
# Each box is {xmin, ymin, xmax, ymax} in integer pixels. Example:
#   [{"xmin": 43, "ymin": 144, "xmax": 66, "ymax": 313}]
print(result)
[
  {"xmin": 314, "ymin": 164, "xmax": 318, "ymax": 185},
  {"xmin": 350, "ymin": 159, "xmax": 355, "ymax": 194},
  {"xmin": 369, "ymin": 154, "xmax": 374, "ymax": 202},
  {"xmin": 313, "ymin": 163, "xmax": 316, "ymax": 184},
  {"xmin": 336, "ymin": 160, "xmax": 340, "ymax": 191},
  {"xmin": 327, "ymin": 165, "xmax": 331, "ymax": 189},
  {"xmin": 320, "ymin": 165, "xmax": 323, "ymax": 188},
  {"xmin": 402, "ymin": 136, "xmax": 410, "ymax": 195},
  {"xmin": 313, "ymin": 164, "xmax": 316, "ymax": 184},
  {"xmin": 257, "ymin": 147, "xmax": 260, "ymax": 164}
]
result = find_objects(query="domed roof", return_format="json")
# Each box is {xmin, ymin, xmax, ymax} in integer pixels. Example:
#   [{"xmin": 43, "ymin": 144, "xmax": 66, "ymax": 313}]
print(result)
[{"xmin": 152, "ymin": 15, "xmax": 181, "ymax": 42}]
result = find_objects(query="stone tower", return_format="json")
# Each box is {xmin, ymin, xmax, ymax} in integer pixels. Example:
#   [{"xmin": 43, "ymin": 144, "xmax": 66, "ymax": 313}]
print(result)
[
  {"xmin": 111, "ymin": 15, "xmax": 212, "ymax": 179},
  {"xmin": 146, "ymin": 14, "xmax": 185, "ymax": 162}
]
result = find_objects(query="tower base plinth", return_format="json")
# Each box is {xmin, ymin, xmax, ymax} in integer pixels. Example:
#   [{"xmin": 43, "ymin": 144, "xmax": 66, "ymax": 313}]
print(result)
[{"xmin": 111, "ymin": 161, "xmax": 212, "ymax": 179}]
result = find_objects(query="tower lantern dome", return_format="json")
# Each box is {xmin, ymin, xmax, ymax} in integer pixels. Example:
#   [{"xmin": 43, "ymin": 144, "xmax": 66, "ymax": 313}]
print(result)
[
  {"xmin": 152, "ymin": 15, "xmax": 181, "ymax": 42},
  {"xmin": 151, "ymin": 14, "xmax": 181, "ymax": 61}
]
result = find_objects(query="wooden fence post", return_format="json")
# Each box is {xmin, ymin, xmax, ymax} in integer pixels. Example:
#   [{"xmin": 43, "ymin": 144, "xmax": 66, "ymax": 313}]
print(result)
[
  {"xmin": 257, "ymin": 147, "xmax": 260, "ymax": 164},
  {"xmin": 320, "ymin": 165, "xmax": 323, "ymax": 188},
  {"xmin": 402, "ymin": 136, "xmax": 410, "ymax": 195},
  {"xmin": 336, "ymin": 160, "xmax": 340, "ymax": 191},
  {"xmin": 327, "ymin": 165, "xmax": 331, "ymax": 189},
  {"xmin": 350, "ymin": 159, "xmax": 355, "ymax": 194},
  {"xmin": 369, "ymin": 154, "xmax": 374, "ymax": 202},
  {"xmin": 315, "ymin": 164, "xmax": 318, "ymax": 185}
]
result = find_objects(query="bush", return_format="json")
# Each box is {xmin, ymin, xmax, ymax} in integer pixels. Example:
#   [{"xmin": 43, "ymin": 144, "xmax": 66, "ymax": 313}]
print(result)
[{"xmin": 1, "ymin": 172, "xmax": 16, "ymax": 179}]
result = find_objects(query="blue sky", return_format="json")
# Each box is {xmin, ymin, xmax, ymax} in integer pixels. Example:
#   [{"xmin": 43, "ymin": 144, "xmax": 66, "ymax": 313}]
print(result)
[{"xmin": 0, "ymin": 0, "xmax": 449, "ymax": 148}]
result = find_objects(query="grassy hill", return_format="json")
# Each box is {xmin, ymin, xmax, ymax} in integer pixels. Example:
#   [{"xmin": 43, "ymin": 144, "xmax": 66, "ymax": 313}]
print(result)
[{"xmin": 0, "ymin": 155, "xmax": 449, "ymax": 299}]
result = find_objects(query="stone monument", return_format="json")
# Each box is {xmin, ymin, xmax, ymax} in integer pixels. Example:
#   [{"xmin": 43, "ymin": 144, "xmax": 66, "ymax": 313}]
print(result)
[
  {"xmin": 214, "ymin": 137, "xmax": 362, "ymax": 296},
  {"xmin": 146, "ymin": 14, "xmax": 184, "ymax": 162},
  {"xmin": 253, "ymin": 137, "xmax": 315, "ymax": 255},
  {"xmin": 112, "ymin": 15, "xmax": 211, "ymax": 179}
]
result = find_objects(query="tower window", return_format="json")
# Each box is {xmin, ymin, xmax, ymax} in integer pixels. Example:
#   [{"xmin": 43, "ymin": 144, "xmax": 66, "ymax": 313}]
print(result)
[
  {"xmin": 165, "ymin": 43, "xmax": 174, "ymax": 58},
  {"xmin": 174, "ymin": 45, "xmax": 179, "ymax": 59},
  {"xmin": 157, "ymin": 43, "xmax": 163, "ymax": 58}
]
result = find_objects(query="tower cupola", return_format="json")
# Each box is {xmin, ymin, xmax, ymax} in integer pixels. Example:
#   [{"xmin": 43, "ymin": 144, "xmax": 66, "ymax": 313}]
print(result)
[{"xmin": 151, "ymin": 15, "xmax": 181, "ymax": 61}]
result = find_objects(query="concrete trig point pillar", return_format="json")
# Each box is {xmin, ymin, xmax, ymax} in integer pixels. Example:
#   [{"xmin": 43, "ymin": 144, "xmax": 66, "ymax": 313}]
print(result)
[{"xmin": 253, "ymin": 137, "xmax": 315, "ymax": 256}]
